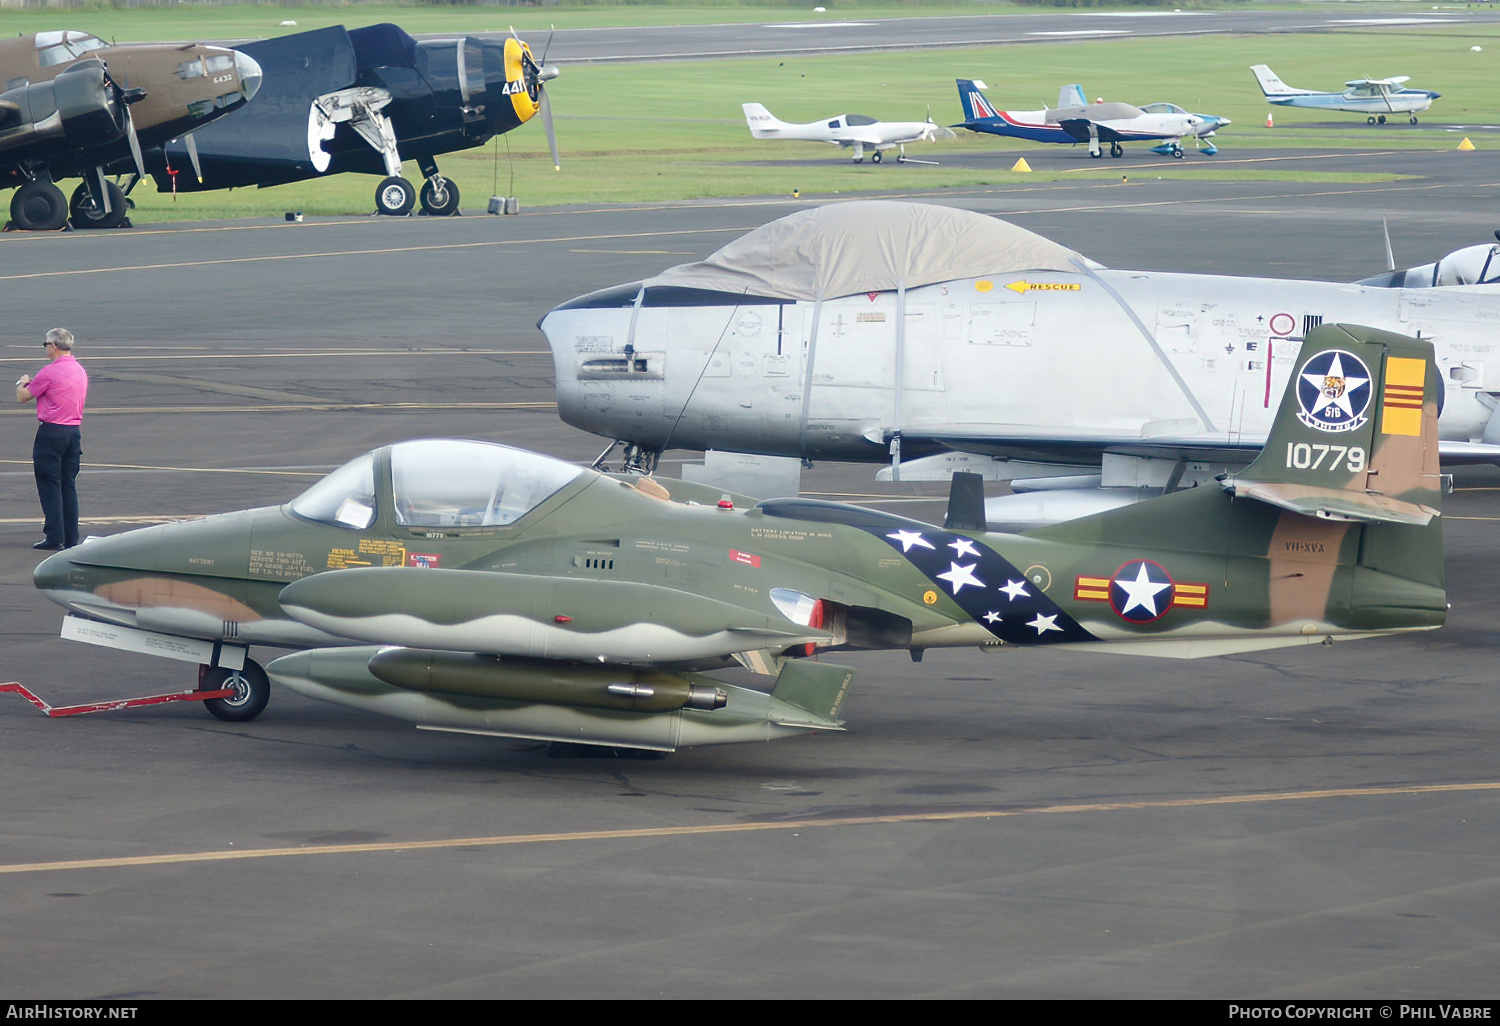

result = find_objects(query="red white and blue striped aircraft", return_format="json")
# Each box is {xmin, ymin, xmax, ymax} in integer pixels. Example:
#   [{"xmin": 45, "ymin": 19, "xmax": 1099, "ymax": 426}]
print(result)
[{"xmin": 954, "ymin": 80, "xmax": 1229, "ymax": 159}]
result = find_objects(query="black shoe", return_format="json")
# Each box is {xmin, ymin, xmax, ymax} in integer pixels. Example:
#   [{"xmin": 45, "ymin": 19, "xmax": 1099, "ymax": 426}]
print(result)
[{"xmin": 32, "ymin": 540, "xmax": 63, "ymax": 550}]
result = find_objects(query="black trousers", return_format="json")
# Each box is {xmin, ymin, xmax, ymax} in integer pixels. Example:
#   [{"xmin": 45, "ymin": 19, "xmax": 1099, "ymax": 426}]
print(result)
[{"xmin": 33, "ymin": 422, "xmax": 81, "ymax": 547}]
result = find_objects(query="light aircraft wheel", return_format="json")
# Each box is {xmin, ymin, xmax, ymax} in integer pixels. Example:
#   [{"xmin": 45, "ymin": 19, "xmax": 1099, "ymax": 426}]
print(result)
[
  {"xmin": 1377, "ymin": 115, "xmax": 1387, "ymax": 125},
  {"xmin": 871, "ymin": 151, "xmax": 882, "ymax": 164},
  {"xmin": 68, "ymin": 181, "xmax": 126, "ymax": 230},
  {"xmin": 1110, "ymin": 142, "xmax": 1123, "ymax": 158},
  {"xmin": 419, "ymin": 176, "xmax": 461, "ymax": 216},
  {"xmin": 1411, "ymin": 116, "xmax": 1419, "ymax": 124},
  {"xmin": 1090, "ymin": 150, "xmax": 1103, "ymax": 159},
  {"xmin": 10, "ymin": 180, "xmax": 68, "ymax": 231},
  {"xmin": 374, "ymin": 176, "xmax": 415, "ymax": 216},
  {"xmin": 1368, "ymin": 116, "xmax": 1377, "ymax": 125},
  {"xmin": 201, "ymin": 659, "xmax": 270, "ymax": 722},
  {"xmin": 1172, "ymin": 147, "xmax": 1185, "ymax": 160},
  {"xmin": 896, "ymin": 154, "xmax": 906, "ymax": 164}
]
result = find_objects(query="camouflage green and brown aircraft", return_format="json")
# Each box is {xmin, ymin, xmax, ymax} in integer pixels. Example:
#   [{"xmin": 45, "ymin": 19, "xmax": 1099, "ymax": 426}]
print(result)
[
  {"xmin": 0, "ymin": 30, "xmax": 262, "ymax": 230},
  {"xmin": 30, "ymin": 324, "xmax": 1445, "ymax": 754}
]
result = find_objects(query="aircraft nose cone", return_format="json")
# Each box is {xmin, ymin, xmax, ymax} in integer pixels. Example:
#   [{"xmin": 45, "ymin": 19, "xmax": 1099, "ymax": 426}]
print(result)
[
  {"xmin": 235, "ymin": 50, "xmax": 263, "ymax": 102},
  {"xmin": 32, "ymin": 548, "xmax": 76, "ymax": 599}
]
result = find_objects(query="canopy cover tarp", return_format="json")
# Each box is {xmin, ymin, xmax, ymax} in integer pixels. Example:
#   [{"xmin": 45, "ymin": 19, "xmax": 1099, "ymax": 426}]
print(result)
[{"xmin": 647, "ymin": 201, "xmax": 1084, "ymax": 301}]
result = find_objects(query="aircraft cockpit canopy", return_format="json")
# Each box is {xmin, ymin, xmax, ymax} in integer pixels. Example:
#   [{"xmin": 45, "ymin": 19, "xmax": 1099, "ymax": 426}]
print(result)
[
  {"xmin": 34, "ymin": 31, "xmax": 107, "ymax": 68},
  {"xmin": 287, "ymin": 440, "xmax": 584, "ymax": 531},
  {"xmin": 842, "ymin": 114, "xmax": 878, "ymax": 126},
  {"xmin": 1357, "ymin": 244, "xmax": 1500, "ymax": 289},
  {"xmin": 1139, "ymin": 102, "xmax": 1188, "ymax": 116}
]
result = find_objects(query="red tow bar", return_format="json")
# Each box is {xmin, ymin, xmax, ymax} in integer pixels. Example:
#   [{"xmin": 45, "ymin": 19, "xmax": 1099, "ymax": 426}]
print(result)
[{"xmin": 0, "ymin": 681, "xmax": 235, "ymax": 718}]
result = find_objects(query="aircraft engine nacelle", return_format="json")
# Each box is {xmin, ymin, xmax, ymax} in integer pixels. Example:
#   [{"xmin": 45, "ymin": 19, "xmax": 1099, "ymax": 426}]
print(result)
[
  {"xmin": 0, "ymin": 60, "xmax": 124, "ymax": 153},
  {"xmin": 366, "ymin": 647, "xmax": 729, "ymax": 713}
]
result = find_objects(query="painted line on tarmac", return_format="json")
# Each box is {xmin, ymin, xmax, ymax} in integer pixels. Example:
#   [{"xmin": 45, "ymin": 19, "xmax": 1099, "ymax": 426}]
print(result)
[
  {"xmin": 0, "ymin": 349, "xmax": 548, "ymax": 363},
  {"xmin": 0, "ymin": 228, "xmax": 750, "ymax": 282},
  {"xmin": 1, "ymin": 401, "xmax": 556, "ymax": 416},
  {"xmin": 0, "ymin": 459, "xmax": 325, "ymax": 477},
  {"xmin": 3, "ymin": 780, "xmax": 1496, "ymax": 876}
]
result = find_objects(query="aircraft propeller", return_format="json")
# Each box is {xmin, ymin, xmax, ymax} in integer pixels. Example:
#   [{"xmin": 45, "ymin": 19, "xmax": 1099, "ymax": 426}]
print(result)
[{"xmin": 515, "ymin": 26, "xmax": 561, "ymax": 170}]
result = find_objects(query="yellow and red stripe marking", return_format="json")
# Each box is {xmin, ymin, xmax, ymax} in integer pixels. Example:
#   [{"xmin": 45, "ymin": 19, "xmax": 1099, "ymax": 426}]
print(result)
[{"xmin": 1381, "ymin": 356, "xmax": 1426, "ymax": 437}]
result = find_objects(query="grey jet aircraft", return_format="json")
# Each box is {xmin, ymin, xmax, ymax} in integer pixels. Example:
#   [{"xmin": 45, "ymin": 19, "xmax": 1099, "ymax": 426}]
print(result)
[{"xmin": 539, "ymin": 201, "xmax": 1500, "ymax": 525}]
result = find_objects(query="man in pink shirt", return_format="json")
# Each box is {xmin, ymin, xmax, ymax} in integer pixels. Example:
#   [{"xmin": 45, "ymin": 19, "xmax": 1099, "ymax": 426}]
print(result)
[{"xmin": 15, "ymin": 328, "xmax": 88, "ymax": 550}]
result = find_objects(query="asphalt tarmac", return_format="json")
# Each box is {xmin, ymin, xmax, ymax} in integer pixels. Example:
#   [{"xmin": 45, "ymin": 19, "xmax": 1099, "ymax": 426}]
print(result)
[{"xmin": 3, "ymin": 149, "xmax": 1500, "ymax": 999}]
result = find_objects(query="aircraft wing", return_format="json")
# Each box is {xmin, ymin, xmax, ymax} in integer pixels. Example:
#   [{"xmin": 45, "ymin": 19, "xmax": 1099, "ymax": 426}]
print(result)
[
  {"xmin": 148, "ymin": 26, "xmax": 359, "ymax": 191},
  {"xmin": 897, "ymin": 426, "xmax": 1500, "ymax": 468},
  {"xmin": 278, "ymin": 566, "xmax": 829, "ymax": 665}
]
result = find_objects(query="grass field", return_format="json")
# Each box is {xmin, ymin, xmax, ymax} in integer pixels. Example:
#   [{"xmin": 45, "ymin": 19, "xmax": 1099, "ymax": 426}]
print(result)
[{"xmin": 4, "ymin": 2, "xmax": 1496, "ymax": 222}]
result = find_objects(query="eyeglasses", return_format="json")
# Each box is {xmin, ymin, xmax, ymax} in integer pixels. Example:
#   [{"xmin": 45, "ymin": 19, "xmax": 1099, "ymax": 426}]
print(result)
[{"xmin": 43, "ymin": 341, "xmax": 55, "ymax": 349}]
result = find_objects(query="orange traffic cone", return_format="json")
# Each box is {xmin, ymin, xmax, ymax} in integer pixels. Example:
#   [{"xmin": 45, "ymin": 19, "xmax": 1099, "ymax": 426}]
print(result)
[{"xmin": 1266, "ymin": 110, "xmax": 1274, "ymax": 128}]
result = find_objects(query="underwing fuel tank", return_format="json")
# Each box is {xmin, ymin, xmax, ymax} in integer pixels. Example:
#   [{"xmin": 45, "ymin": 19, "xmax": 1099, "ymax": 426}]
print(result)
[
  {"xmin": 365, "ymin": 647, "xmax": 729, "ymax": 713},
  {"xmin": 267, "ymin": 647, "xmax": 852, "ymax": 752}
]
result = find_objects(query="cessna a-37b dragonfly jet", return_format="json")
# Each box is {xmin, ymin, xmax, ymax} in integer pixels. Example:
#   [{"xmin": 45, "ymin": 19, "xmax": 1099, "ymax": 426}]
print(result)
[
  {"xmin": 742, "ymin": 102, "xmax": 956, "ymax": 164},
  {"xmin": 541, "ymin": 202, "xmax": 1500, "ymax": 525},
  {"xmin": 1252, "ymin": 65, "xmax": 1439, "ymax": 124},
  {"xmin": 27, "ymin": 326, "xmax": 1446, "ymax": 756}
]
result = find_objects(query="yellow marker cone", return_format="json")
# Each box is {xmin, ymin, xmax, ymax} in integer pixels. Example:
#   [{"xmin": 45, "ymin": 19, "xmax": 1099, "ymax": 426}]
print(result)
[
  {"xmin": 1458, "ymin": 137, "xmax": 1476, "ymax": 151},
  {"xmin": 1267, "ymin": 111, "xmax": 1274, "ymax": 128},
  {"xmin": 1010, "ymin": 157, "xmax": 1033, "ymax": 173}
]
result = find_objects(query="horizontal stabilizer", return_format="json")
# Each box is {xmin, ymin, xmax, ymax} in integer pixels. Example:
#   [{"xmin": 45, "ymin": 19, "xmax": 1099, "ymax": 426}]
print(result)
[{"xmin": 1230, "ymin": 481, "xmax": 1436, "ymax": 526}]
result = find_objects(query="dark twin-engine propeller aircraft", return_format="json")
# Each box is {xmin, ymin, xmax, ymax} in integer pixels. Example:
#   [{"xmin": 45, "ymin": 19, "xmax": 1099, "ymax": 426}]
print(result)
[
  {"xmin": 25, "ymin": 325, "xmax": 1446, "ymax": 756},
  {"xmin": 143, "ymin": 23, "xmax": 559, "ymax": 217},
  {"xmin": 0, "ymin": 30, "xmax": 262, "ymax": 230}
]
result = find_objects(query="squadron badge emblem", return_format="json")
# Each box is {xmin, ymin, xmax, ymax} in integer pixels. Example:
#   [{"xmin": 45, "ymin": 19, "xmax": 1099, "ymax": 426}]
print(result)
[{"xmin": 1295, "ymin": 349, "xmax": 1372, "ymax": 433}]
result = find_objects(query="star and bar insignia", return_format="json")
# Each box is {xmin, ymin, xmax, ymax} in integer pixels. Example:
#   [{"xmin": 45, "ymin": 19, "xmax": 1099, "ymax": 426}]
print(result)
[
  {"xmin": 1074, "ymin": 559, "xmax": 1208, "ymax": 624},
  {"xmin": 866, "ymin": 527, "xmax": 1093, "ymax": 645}
]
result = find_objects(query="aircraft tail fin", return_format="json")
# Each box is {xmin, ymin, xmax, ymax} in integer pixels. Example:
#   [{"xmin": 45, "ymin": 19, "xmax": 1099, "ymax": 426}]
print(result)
[
  {"xmin": 1251, "ymin": 64, "xmax": 1305, "ymax": 97},
  {"xmin": 955, "ymin": 79, "xmax": 998, "ymax": 123},
  {"xmin": 1057, "ymin": 83, "xmax": 1087, "ymax": 109},
  {"xmin": 1031, "ymin": 323, "xmax": 1446, "ymax": 630},
  {"xmin": 742, "ymin": 102, "xmax": 786, "ymax": 137},
  {"xmin": 1224, "ymin": 323, "xmax": 1441, "ymax": 528}
]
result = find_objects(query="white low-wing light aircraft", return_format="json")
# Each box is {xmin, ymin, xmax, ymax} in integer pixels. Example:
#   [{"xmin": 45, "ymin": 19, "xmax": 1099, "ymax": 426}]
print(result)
[
  {"xmin": 955, "ymin": 80, "xmax": 1223, "ymax": 158},
  {"xmin": 1252, "ymin": 65, "xmax": 1440, "ymax": 124},
  {"xmin": 540, "ymin": 202, "xmax": 1500, "ymax": 526},
  {"xmin": 742, "ymin": 102, "xmax": 956, "ymax": 164}
]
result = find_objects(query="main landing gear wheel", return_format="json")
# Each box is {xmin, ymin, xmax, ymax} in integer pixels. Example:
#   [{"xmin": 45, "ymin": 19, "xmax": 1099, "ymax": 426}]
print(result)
[
  {"xmin": 1171, "ymin": 146, "xmax": 1185, "ymax": 159},
  {"xmin": 1368, "ymin": 116, "xmax": 1378, "ymax": 125},
  {"xmin": 10, "ymin": 180, "xmax": 68, "ymax": 231},
  {"xmin": 1411, "ymin": 115, "xmax": 1420, "ymax": 124},
  {"xmin": 871, "ymin": 151, "xmax": 882, "ymax": 164},
  {"xmin": 374, "ymin": 176, "xmax": 415, "ymax": 216},
  {"xmin": 68, "ymin": 181, "xmax": 127, "ymax": 230},
  {"xmin": 419, "ymin": 177, "xmax": 460, "ymax": 216},
  {"xmin": 1110, "ymin": 142, "xmax": 1123, "ymax": 158},
  {"xmin": 201, "ymin": 660, "xmax": 270, "ymax": 722},
  {"xmin": 1090, "ymin": 149, "xmax": 1103, "ymax": 159}
]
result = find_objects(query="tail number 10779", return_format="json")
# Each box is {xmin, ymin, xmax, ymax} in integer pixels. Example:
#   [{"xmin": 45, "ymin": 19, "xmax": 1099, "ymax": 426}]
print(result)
[{"xmin": 1286, "ymin": 443, "xmax": 1366, "ymax": 473}]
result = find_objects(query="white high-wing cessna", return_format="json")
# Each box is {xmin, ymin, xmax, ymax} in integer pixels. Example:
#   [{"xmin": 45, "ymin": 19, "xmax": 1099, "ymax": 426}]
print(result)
[
  {"xmin": 743, "ymin": 102, "xmax": 956, "ymax": 164},
  {"xmin": 1252, "ymin": 65, "xmax": 1440, "ymax": 124},
  {"xmin": 540, "ymin": 202, "xmax": 1500, "ymax": 524}
]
